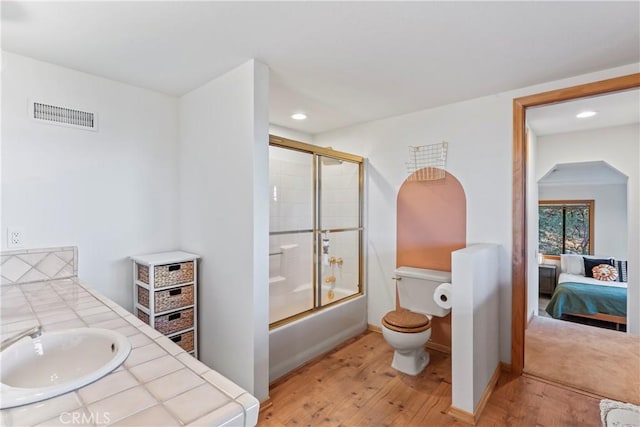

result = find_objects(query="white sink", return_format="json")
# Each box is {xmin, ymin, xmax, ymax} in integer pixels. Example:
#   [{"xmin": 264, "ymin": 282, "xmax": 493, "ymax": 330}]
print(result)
[{"xmin": 0, "ymin": 328, "xmax": 131, "ymax": 409}]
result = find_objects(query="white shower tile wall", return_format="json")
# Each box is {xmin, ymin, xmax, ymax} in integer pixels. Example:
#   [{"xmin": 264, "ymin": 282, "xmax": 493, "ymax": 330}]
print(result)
[
  {"xmin": 269, "ymin": 151, "xmax": 314, "ymax": 292},
  {"xmin": 269, "ymin": 233, "xmax": 313, "ymax": 286},
  {"xmin": 320, "ymin": 162, "xmax": 360, "ymax": 296},
  {"xmin": 320, "ymin": 161, "xmax": 360, "ymax": 231},
  {"xmin": 268, "ymin": 148, "xmax": 360, "ymax": 296},
  {"xmin": 269, "ymin": 156, "xmax": 313, "ymax": 233},
  {"xmin": 319, "ymin": 230, "xmax": 359, "ymax": 296},
  {"xmin": 0, "ymin": 246, "xmax": 77, "ymax": 286}
]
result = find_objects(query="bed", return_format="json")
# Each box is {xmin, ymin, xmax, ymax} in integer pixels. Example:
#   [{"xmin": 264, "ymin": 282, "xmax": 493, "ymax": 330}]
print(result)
[{"xmin": 545, "ymin": 254, "xmax": 628, "ymax": 326}]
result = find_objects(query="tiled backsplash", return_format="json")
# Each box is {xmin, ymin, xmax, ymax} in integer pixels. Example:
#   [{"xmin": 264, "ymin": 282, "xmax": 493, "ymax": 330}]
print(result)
[{"xmin": 0, "ymin": 246, "xmax": 78, "ymax": 286}]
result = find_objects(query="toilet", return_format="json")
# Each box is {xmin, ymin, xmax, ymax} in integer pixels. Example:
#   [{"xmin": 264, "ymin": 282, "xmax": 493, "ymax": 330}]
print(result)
[{"xmin": 381, "ymin": 266, "xmax": 451, "ymax": 375}]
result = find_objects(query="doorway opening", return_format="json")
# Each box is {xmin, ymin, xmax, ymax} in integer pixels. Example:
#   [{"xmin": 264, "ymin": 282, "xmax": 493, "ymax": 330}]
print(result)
[
  {"xmin": 511, "ymin": 73, "xmax": 640, "ymax": 402},
  {"xmin": 511, "ymin": 72, "xmax": 639, "ymax": 374}
]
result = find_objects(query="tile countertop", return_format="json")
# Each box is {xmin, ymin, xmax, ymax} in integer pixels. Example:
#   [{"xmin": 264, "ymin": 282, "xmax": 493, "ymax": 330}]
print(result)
[{"xmin": 0, "ymin": 278, "xmax": 259, "ymax": 427}]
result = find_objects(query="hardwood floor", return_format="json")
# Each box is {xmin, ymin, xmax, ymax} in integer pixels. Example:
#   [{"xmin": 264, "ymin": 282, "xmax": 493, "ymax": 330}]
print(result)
[{"xmin": 260, "ymin": 331, "xmax": 602, "ymax": 426}]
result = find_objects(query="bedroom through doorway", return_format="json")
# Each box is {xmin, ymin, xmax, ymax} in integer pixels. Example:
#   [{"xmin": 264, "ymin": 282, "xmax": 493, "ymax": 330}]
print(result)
[{"xmin": 512, "ymin": 75, "xmax": 640, "ymax": 402}]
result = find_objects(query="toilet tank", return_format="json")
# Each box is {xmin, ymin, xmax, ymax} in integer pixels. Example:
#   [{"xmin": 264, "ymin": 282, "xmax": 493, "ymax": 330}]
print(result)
[{"xmin": 394, "ymin": 266, "xmax": 451, "ymax": 317}]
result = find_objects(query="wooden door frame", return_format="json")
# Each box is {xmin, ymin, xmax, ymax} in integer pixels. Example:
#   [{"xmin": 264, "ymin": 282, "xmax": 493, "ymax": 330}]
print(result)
[{"xmin": 511, "ymin": 73, "xmax": 640, "ymax": 375}]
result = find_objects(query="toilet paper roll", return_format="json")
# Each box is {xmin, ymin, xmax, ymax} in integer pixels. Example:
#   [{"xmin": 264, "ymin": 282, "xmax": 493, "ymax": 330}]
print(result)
[{"xmin": 433, "ymin": 283, "xmax": 452, "ymax": 310}]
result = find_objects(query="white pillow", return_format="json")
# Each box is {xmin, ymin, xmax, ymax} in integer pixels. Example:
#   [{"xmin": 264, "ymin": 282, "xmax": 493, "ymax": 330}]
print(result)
[
  {"xmin": 560, "ymin": 254, "xmax": 614, "ymax": 276},
  {"xmin": 560, "ymin": 254, "xmax": 584, "ymax": 275}
]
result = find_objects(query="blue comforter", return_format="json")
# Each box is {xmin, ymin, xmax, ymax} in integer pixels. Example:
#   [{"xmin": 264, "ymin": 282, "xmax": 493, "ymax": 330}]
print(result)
[{"xmin": 545, "ymin": 281, "xmax": 627, "ymax": 319}]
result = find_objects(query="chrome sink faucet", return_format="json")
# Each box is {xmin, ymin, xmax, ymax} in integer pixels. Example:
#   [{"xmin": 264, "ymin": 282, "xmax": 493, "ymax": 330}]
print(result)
[{"xmin": 1, "ymin": 325, "xmax": 42, "ymax": 352}]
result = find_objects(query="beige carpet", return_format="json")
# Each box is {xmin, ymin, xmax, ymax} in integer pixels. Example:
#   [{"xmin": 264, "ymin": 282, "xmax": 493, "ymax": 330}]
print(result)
[
  {"xmin": 538, "ymin": 296, "xmax": 552, "ymax": 319},
  {"xmin": 525, "ymin": 316, "xmax": 640, "ymax": 405}
]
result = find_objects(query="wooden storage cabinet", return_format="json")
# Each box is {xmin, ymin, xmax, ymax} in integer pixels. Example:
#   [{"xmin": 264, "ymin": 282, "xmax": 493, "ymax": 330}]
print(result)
[
  {"xmin": 539, "ymin": 264, "xmax": 557, "ymax": 296},
  {"xmin": 131, "ymin": 251, "xmax": 200, "ymax": 358}
]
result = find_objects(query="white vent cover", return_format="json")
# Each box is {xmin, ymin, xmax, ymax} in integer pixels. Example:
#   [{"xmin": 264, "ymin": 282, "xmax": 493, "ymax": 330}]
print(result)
[{"xmin": 31, "ymin": 101, "xmax": 98, "ymax": 131}]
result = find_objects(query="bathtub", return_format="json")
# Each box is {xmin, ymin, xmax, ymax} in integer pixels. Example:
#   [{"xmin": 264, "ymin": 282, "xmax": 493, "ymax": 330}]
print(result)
[
  {"xmin": 269, "ymin": 290, "xmax": 367, "ymax": 382},
  {"xmin": 269, "ymin": 281, "xmax": 356, "ymax": 324}
]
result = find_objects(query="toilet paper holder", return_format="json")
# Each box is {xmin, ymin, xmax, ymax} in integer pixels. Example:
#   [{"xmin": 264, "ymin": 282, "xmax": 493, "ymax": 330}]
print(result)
[{"xmin": 433, "ymin": 282, "xmax": 453, "ymax": 310}]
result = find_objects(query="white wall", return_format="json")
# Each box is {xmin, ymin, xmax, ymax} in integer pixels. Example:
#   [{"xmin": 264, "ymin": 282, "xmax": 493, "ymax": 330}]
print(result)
[
  {"xmin": 451, "ymin": 243, "xmax": 500, "ymax": 414},
  {"xmin": 526, "ymin": 128, "xmax": 540, "ymax": 322},
  {"xmin": 252, "ymin": 61, "xmax": 270, "ymax": 402},
  {"xmin": 269, "ymin": 124, "xmax": 314, "ymax": 144},
  {"xmin": 537, "ymin": 124, "xmax": 638, "ymax": 332},
  {"xmin": 537, "ymin": 124, "xmax": 636, "ymax": 259},
  {"xmin": 538, "ymin": 183, "xmax": 628, "ymax": 258},
  {"xmin": 314, "ymin": 63, "xmax": 640, "ymax": 361},
  {"xmin": 1, "ymin": 52, "xmax": 179, "ymax": 309},
  {"xmin": 178, "ymin": 60, "xmax": 270, "ymax": 400}
]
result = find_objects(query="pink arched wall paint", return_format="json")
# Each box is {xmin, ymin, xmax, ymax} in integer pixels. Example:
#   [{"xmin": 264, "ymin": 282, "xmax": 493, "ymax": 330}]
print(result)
[{"xmin": 396, "ymin": 169, "xmax": 466, "ymax": 350}]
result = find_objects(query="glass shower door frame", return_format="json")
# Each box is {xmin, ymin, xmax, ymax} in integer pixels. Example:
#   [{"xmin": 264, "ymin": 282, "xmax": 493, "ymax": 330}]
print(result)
[
  {"xmin": 315, "ymin": 155, "xmax": 364, "ymax": 309},
  {"xmin": 269, "ymin": 135, "xmax": 364, "ymax": 329}
]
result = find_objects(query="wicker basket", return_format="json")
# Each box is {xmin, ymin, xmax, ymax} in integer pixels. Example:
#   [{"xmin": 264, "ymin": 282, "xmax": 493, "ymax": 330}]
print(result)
[
  {"xmin": 137, "ymin": 309, "xmax": 150, "ymax": 325},
  {"xmin": 154, "ymin": 307, "xmax": 194, "ymax": 335},
  {"xmin": 137, "ymin": 284, "xmax": 194, "ymax": 312},
  {"xmin": 170, "ymin": 330, "xmax": 195, "ymax": 352},
  {"xmin": 152, "ymin": 261, "xmax": 194, "ymax": 288},
  {"xmin": 137, "ymin": 285, "xmax": 150, "ymax": 308},
  {"xmin": 137, "ymin": 261, "xmax": 193, "ymax": 288},
  {"xmin": 137, "ymin": 263, "xmax": 149, "ymax": 284}
]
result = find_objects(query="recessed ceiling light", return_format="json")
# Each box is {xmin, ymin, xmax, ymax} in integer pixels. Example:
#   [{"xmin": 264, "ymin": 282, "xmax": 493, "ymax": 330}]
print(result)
[
  {"xmin": 576, "ymin": 111, "xmax": 597, "ymax": 119},
  {"xmin": 291, "ymin": 113, "xmax": 307, "ymax": 120}
]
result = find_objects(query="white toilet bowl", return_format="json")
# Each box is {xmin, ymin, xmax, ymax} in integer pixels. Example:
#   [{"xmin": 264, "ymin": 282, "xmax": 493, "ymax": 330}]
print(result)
[
  {"xmin": 381, "ymin": 309, "xmax": 432, "ymax": 375},
  {"xmin": 381, "ymin": 323, "xmax": 431, "ymax": 375},
  {"xmin": 382, "ymin": 267, "xmax": 452, "ymax": 376}
]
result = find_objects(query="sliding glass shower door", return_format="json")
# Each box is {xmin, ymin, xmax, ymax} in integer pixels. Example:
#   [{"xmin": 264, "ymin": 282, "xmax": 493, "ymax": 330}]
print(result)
[
  {"xmin": 268, "ymin": 137, "xmax": 363, "ymax": 327},
  {"xmin": 318, "ymin": 156, "xmax": 362, "ymax": 307},
  {"xmin": 268, "ymin": 146, "xmax": 315, "ymax": 324}
]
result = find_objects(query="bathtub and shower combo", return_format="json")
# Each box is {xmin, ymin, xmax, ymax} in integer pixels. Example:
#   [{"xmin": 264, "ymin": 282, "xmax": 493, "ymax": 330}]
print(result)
[{"xmin": 268, "ymin": 136, "xmax": 367, "ymax": 381}]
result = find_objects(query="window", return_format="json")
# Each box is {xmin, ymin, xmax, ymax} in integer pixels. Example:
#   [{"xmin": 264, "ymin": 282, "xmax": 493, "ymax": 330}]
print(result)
[{"xmin": 538, "ymin": 200, "xmax": 594, "ymax": 256}]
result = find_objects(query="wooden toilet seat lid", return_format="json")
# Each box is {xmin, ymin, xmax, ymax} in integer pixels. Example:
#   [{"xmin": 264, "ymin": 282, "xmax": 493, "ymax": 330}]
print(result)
[{"xmin": 382, "ymin": 309, "xmax": 431, "ymax": 333}]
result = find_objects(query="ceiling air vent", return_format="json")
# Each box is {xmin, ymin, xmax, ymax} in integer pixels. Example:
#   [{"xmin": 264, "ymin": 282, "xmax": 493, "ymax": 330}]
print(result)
[{"xmin": 31, "ymin": 101, "xmax": 98, "ymax": 131}]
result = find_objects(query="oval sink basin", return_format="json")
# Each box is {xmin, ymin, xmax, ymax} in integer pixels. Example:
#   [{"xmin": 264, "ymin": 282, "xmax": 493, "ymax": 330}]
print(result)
[{"xmin": 0, "ymin": 328, "xmax": 131, "ymax": 409}]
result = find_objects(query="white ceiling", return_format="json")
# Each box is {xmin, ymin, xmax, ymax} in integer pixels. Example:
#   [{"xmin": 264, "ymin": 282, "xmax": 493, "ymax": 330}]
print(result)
[
  {"xmin": 2, "ymin": 1, "xmax": 639, "ymax": 135},
  {"xmin": 527, "ymin": 89, "xmax": 640, "ymax": 136},
  {"xmin": 539, "ymin": 161, "xmax": 628, "ymax": 186}
]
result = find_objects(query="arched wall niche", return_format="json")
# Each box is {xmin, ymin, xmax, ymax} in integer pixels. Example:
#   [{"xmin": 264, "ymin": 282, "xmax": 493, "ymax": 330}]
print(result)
[{"xmin": 397, "ymin": 168, "xmax": 467, "ymax": 349}]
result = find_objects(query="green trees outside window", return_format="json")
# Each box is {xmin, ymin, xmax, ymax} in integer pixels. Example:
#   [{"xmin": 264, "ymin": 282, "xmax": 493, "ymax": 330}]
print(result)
[{"xmin": 539, "ymin": 200, "xmax": 593, "ymax": 256}]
